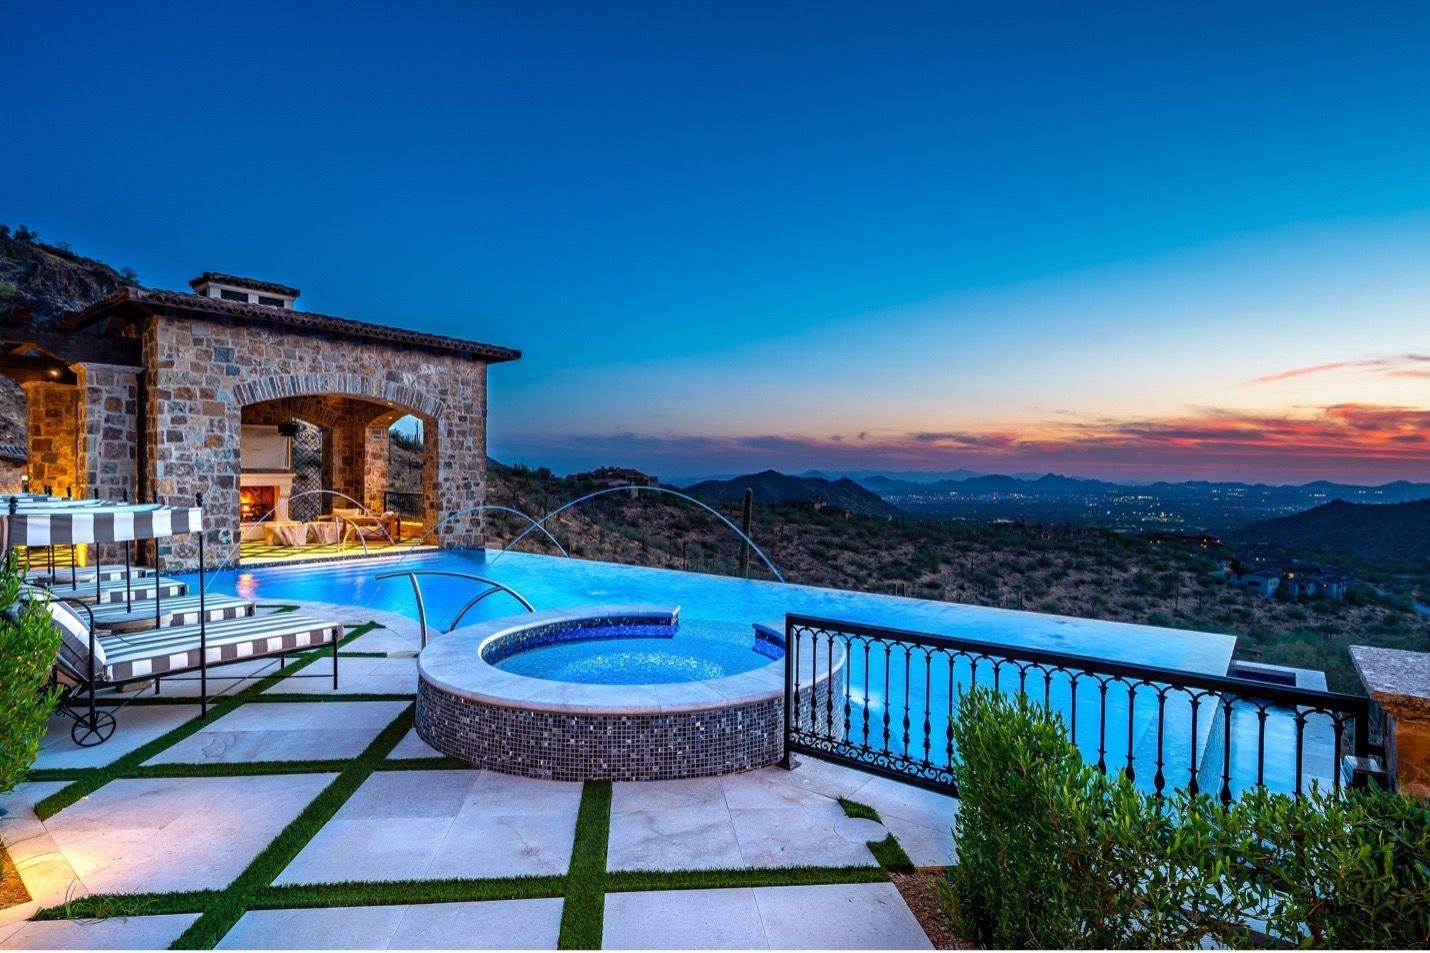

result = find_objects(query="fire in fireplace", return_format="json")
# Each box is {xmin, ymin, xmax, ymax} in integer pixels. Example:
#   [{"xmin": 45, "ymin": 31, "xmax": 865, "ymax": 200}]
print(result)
[{"xmin": 240, "ymin": 485, "xmax": 278, "ymax": 522}]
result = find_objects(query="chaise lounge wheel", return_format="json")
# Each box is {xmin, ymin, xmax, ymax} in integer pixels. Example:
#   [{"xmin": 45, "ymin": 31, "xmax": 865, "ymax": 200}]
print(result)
[{"xmin": 71, "ymin": 710, "xmax": 116, "ymax": 747}]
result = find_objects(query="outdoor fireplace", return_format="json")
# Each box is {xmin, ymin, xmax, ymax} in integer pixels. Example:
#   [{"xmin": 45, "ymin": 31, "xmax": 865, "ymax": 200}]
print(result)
[{"xmin": 240, "ymin": 485, "xmax": 277, "ymax": 522}]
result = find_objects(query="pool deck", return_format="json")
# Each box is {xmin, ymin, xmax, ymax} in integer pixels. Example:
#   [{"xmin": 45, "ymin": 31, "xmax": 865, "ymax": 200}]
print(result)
[{"xmin": 0, "ymin": 605, "xmax": 947, "ymax": 950}]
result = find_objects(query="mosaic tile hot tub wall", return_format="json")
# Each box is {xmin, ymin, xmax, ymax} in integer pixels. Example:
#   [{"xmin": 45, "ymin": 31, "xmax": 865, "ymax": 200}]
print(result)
[
  {"xmin": 417, "ymin": 612, "xmax": 843, "ymax": 781},
  {"xmin": 415, "ymin": 679, "xmax": 787, "ymax": 781}
]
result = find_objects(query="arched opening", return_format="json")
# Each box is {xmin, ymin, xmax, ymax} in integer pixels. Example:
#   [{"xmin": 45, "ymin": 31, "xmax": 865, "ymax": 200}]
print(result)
[{"xmin": 237, "ymin": 393, "xmax": 436, "ymax": 560}]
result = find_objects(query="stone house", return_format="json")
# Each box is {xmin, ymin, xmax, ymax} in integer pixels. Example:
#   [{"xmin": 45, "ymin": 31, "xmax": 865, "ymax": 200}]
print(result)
[{"xmin": 0, "ymin": 274, "xmax": 519, "ymax": 568}]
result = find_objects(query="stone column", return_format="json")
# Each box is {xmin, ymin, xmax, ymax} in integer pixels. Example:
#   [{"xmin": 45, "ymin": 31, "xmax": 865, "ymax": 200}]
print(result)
[
  {"xmin": 428, "ymin": 368, "xmax": 486, "ymax": 549},
  {"xmin": 363, "ymin": 421, "xmax": 390, "ymax": 514},
  {"xmin": 74, "ymin": 363, "xmax": 142, "ymax": 561},
  {"xmin": 74, "ymin": 363, "xmax": 142, "ymax": 501},
  {"xmin": 327, "ymin": 411, "xmax": 367, "ymax": 509},
  {"xmin": 145, "ymin": 319, "xmax": 241, "ymax": 571},
  {"xmin": 1350, "ymin": 645, "xmax": 1430, "ymax": 799},
  {"xmin": 22, "ymin": 381, "xmax": 79, "ymax": 497}
]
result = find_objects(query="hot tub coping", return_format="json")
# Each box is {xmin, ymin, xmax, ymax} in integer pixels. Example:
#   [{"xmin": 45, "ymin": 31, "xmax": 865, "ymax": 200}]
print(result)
[{"xmin": 418, "ymin": 604, "xmax": 837, "ymax": 715}]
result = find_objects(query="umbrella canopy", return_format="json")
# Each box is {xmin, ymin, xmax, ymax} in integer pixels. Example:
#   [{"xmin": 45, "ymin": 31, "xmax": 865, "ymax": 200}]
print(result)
[{"xmin": 3, "ymin": 497, "xmax": 204, "ymax": 548}]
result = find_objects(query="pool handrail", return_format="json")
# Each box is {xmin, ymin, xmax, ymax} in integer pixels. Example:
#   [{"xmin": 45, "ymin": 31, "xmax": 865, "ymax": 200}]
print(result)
[{"xmin": 373, "ymin": 569, "xmax": 535, "ymax": 648}]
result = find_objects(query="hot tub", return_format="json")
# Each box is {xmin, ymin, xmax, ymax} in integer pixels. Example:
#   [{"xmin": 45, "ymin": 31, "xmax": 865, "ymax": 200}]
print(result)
[{"xmin": 415, "ymin": 605, "xmax": 841, "ymax": 781}]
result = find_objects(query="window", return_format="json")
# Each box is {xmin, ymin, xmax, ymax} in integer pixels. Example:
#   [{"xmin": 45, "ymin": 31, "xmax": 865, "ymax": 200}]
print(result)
[
  {"xmin": 257, "ymin": 295, "xmax": 286, "ymax": 308},
  {"xmin": 220, "ymin": 289, "xmax": 250, "ymax": 303}
]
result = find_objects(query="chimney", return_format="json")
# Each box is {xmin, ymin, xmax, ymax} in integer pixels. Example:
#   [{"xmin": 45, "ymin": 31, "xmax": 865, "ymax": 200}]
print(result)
[{"xmin": 188, "ymin": 273, "xmax": 300, "ymax": 309}]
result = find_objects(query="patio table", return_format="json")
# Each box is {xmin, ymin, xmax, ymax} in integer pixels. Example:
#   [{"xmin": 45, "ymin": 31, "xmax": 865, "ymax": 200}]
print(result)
[
  {"xmin": 306, "ymin": 521, "xmax": 340, "ymax": 545},
  {"xmin": 262, "ymin": 521, "xmax": 309, "ymax": 546}
]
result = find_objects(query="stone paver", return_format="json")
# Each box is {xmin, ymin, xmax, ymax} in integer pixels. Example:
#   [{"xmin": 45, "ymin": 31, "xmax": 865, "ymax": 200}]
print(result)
[
  {"xmin": 755, "ymin": 882, "xmax": 933, "ymax": 949},
  {"xmin": 387, "ymin": 727, "xmax": 443, "ymax": 760},
  {"xmin": 216, "ymin": 898, "xmax": 563, "ymax": 950},
  {"xmin": 603, "ymin": 883, "xmax": 931, "ymax": 949},
  {"xmin": 43, "ymin": 774, "xmax": 335, "ymax": 894},
  {"xmin": 275, "ymin": 770, "xmax": 581, "ymax": 884},
  {"xmin": 263, "ymin": 656, "xmax": 417, "ymax": 696},
  {"xmin": 34, "ymin": 704, "xmax": 202, "ymax": 771},
  {"xmin": 0, "ymin": 782, "xmax": 77, "ymax": 925},
  {"xmin": 603, "ymin": 887, "xmax": 768, "ymax": 949},
  {"xmin": 144, "ymin": 701, "xmax": 407, "ymax": 764},
  {"xmin": 606, "ymin": 768, "xmax": 886, "ymax": 872},
  {"xmin": 0, "ymin": 913, "xmax": 201, "ymax": 950}
]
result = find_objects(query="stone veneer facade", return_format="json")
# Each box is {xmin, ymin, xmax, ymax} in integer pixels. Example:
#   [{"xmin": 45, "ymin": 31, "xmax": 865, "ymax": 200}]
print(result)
[{"xmin": 142, "ymin": 314, "xmax": 491, "ymax": 569}]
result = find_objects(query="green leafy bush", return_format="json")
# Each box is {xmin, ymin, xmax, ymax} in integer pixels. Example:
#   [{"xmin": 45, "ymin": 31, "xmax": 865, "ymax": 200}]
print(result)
[
  {"xmin": 0, "ymin": 553, "xmax": 62, "ymax": 795},
  {"xmin": 945, "ymin": 686, "xmax": 1430, "ymax": 949}
]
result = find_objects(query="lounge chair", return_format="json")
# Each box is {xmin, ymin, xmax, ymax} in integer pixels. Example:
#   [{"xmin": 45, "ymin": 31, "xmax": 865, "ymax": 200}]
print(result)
[
  {"xmin": 26, "ymin": 566, "xmax": 156, "ymax": 585},
  {"xmin": 48, "ymin": 575, "xmax": 188, "ymax": 605},
  {"xmin": 38, "ymin": 594, "xmax": 343, "ymax": 745},
  {"xmin": 88, "ymin": 592, "xmax": 254, "ymax": 630}
]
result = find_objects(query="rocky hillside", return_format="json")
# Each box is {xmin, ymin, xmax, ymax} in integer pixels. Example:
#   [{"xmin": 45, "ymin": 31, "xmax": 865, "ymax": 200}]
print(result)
[
  {"xmin": 683, "ymin": 469, "xmax": 901, "ymax": 517},
  {"xmin": 1239, "ymin": 498, "xmax": 1430, "ymax": 560},
  {"xmin": 0, "ymin": 227, "xmax": 134, "ymax": 446}
]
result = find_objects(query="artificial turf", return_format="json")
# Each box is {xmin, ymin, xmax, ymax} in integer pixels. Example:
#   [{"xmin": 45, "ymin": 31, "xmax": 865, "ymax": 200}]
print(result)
[{"xmin": 22, "ymin": 617, "xmax": 933, "ymax": 950}]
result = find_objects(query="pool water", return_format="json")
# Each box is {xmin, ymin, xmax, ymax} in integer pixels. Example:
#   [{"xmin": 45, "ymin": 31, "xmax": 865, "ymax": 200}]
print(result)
[
  {"xmin": 196, "ymin": 548, "xmax": 1235, "ymax": 675},
  {"xmin": 190, "ymin": 549, "xmax": 1333, "ymax": 794},
  {"xmin": 491, "ymin": 619, "xmax": 778, "ymax": 684}
]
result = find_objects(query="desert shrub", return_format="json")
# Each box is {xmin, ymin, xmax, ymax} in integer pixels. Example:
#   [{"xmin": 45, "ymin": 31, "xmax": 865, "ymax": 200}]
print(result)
[
  {"xmin": 1222, "ymin": 783, "xmax": 1430, "ymax": 947},
  {"xmin": 0, "ymin": 552, "xmax": 62, "ymax": 795},
  {"xmin": 945, "ymin": 686, "xmax": 1430, "ymax": 949}
]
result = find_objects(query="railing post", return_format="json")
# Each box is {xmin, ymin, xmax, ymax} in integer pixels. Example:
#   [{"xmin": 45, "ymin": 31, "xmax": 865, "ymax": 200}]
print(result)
[{"xmin": 779, "ymin": 615, "xmax": 796, "ymax": 770}]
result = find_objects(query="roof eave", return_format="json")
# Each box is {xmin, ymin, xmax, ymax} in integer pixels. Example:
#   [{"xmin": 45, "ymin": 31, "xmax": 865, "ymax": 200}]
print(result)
[{"xmin": 65, "ymin": 288, "xmax": 521, "ymax": 363}]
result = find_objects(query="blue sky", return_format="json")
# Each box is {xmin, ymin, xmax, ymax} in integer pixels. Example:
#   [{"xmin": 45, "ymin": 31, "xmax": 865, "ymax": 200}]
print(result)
[{"xmin": 3, "ymin": 1, "xmax": 1428, "ymax": 482}]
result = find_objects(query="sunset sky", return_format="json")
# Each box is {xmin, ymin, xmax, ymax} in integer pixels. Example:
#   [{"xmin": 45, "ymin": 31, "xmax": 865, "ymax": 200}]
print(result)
[{"xmin": 4, "ymin": 2, "xmax": 1427, "ymax": 483}]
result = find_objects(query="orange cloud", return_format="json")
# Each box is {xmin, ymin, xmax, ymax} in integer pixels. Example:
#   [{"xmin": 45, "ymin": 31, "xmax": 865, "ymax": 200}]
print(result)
[{"xmin": 1242, "ymin": 353, "xmax": 1430, "ymax": 386}]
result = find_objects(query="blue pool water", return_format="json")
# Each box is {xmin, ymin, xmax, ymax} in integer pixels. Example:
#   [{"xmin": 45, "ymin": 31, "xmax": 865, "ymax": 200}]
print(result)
[
  {"xmin": 491, "ymin": 619, "xmax": 778, "ymax": 684},
  {"xmin": 197, "ymin": 548, "xmax": 1236, "ymax": 675},
  {"xmin": 190, "ymin": 549, "xmax": 1332, "ymax": 795}
]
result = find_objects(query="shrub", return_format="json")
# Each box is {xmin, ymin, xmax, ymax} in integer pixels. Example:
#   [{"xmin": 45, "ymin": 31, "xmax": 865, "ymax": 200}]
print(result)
[
  {"xmin": 944, "ymin": 686, "xmax": 1430, "ymax": 949},
  {"xmin": 0, "ymin": 552, "xmax": 62, "ymax": 795}
]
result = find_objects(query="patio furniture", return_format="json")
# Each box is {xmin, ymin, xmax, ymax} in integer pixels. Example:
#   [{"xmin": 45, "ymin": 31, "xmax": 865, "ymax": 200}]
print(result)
[
  {"xmin": 45, "ymin": 597, "xmax": 343, "ymax": 743},
  {"xmin": 87, "ymin": 592, "xmax": 254, "ymax": 630},
  {"xmin": 4, "ymin": 492, "xmax": 341, "ymax": 746},
  {"xmin": 98, "ymin": 608, "xmax": 175, "ymax": 635},
  {"xmin": 262, "ymin": 520, "xmax": 310, "ymax": 546},
  {"xmin": 306, "ymin": 520, "xmax": 339, "ymax": 545}
]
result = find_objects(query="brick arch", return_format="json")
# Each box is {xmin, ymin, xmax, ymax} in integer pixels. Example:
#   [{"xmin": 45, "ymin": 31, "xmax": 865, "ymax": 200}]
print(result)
[{"xmin": 232, "ymin": 372, "xmax": 446, "ymax": 422}]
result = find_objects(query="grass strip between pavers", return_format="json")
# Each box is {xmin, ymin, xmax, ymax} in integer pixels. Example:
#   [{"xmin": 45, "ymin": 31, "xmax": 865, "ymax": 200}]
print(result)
[
  {"xmin": 33, "ymin": 889, "xmax": 223, "ymax": 921},
  {"xmin": 167, "ymin": 703, "xmax": 416, "ymax": 949},
  {"xmin": 606, "ymin": 864, "xmax": 889, "ymax": 892},
  {"xmin": 838, "ymin": 796, "xmax": 916, "ymax": 873},
  {"xmin": 838, "ymin": 796, "xmax": 883, "ymax": 822},
  {"xmin": 249, "ymin": 692, "xmax": 416, "ymax": 703},
  {"xmin": 558, "ymin": 780, "xmax": 612, "ymax": 950},
  {"xmin": 31, "ymin": 621, "xmax": 380, "ymax": 820},
  {"xmin": 250, "ymin": 875, "xmax": 567, "ymax": 910}
]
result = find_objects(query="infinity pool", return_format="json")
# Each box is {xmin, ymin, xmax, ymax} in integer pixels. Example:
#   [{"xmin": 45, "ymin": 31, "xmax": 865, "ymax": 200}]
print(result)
[
  {"xmin": 193, "ymin": 549, "xmax": 1334, "ymax": 794},
  {"xmin": 199, "ymin": 548, "xmax": 1237, "ymax": 676}
]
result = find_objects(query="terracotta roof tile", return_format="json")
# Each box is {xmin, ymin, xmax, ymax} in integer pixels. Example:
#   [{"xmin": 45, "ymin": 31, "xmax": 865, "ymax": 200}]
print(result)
[{"xmin": 68, "ymin": 287, "xmax": 521, "ymax": 363}]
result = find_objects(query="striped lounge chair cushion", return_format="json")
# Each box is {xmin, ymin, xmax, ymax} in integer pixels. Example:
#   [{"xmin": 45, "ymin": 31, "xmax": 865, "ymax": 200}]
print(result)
[
  {"xmin": 27, "ymin": 567, "xmax": 155, "ymax": 585},
  {"xmin": 98, "ymin": 614, "xmax": 343, "ymax": 682},
  {"xmin": 89, "ymin": 594, "xmax": 254, "ymax": 629},
  {"xmin": 38, "ymin": 596, "xmax": 108, "ymax": 678},
  {"xmin": 82, "ymin": 580, "xmax": 188, "ymax": 605}
]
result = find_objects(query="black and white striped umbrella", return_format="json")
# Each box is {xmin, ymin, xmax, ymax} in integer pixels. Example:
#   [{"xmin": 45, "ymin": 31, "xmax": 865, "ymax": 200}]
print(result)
[{"xmin": 2, "ymin": 498, "xmax": 205, "ymax": 547}]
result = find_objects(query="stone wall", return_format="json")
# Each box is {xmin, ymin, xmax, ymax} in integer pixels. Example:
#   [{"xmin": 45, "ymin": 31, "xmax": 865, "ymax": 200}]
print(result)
[
  {"xmin": 22, "ymin": 381, "xmax": 78, "ymax": 496},
  {"xmin": 145, "ymin": 313, "xmax": 490, "ymax": 570},
  {"xmin": 75, "ymin": 363, "xmax": 141, "ymax": 502}
]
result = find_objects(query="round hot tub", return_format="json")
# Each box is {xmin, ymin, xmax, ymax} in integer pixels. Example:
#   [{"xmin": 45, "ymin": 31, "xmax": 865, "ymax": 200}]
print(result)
[{"xmin": 415, "ymin": 605, "xmax": 841, "ymax": 781}]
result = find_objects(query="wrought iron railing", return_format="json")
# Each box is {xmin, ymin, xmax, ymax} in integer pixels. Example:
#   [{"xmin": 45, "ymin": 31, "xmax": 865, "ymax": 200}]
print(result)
[{"xmin": 782, "ymin": 614, "xmax": 1381, "ymax": 802}]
